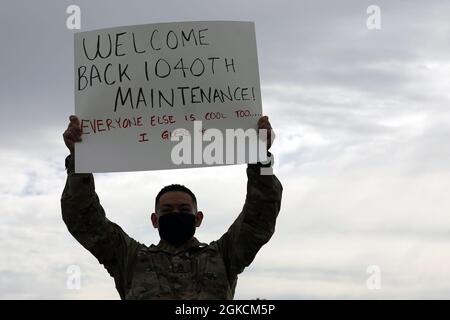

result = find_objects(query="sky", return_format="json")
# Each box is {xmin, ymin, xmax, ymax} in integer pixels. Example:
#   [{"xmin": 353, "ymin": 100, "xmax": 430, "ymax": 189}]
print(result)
[{"xmin": 1, "ymin": 0, "xmax": 450, "ymax": 299}]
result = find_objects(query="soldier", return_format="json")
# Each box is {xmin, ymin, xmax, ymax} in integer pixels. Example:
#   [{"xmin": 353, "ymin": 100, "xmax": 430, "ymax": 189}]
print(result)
[{"xmin": 61, "ymin": 115, "xmax": 283, "ymax": 299}]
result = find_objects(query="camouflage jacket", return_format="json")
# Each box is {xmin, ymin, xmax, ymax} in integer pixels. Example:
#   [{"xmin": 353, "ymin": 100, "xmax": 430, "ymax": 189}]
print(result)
[{"xmin": 61, "ymin": 155, "xmax": 283, "ymax": 299}]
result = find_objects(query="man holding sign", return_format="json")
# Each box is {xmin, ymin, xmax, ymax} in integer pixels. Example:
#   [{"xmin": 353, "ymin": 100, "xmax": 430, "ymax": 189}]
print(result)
[
  {"xmin": 61, "ymin": 21, "xmax": 282, "ymax": 299},
  {"xmin": 61, "ymin": 114, "xmax": 282, "ymax": 299}
]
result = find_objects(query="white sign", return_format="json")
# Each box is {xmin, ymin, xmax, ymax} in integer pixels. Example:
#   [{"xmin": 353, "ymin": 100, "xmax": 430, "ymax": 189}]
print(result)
[{"xmin": 74, "ymin": 21, "xmax": 264, "ymax": 173}]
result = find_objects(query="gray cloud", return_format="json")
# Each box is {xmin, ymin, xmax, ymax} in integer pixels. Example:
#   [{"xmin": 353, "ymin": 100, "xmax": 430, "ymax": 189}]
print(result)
[{"xmin": 1, "ymin": 0, "xmax": 450, "ymax": 299}]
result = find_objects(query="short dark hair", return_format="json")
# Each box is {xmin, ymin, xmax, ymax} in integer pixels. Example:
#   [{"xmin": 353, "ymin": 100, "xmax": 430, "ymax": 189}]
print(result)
[{"xmin": 155, "ymin": 184, "xmax": 197, "ymax": 211}]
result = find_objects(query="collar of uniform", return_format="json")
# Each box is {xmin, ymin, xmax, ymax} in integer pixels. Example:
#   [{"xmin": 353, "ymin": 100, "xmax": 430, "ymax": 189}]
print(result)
[{"xmin": 153, "ymin": 237, "xmax": 206, "ymax": 254}]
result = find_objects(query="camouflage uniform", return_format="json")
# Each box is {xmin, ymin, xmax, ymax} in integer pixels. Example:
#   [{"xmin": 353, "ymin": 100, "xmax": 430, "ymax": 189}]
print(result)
[{"xmin": 61, "ymin": 155, "xmax": 283, "ymax": 299}]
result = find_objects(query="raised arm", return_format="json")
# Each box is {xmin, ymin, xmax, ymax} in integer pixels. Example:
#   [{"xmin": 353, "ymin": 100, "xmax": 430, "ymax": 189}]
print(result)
[
  {"xmin": 61, "ymin": 116, "xmax": 140, "ymax": 298},
  {"xmin": 217, "ymin": 116, "xmax": 283, "ymax": 278}
]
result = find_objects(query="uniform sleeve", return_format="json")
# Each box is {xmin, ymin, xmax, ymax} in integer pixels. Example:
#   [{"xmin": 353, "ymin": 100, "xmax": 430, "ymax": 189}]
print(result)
[
  {"xmin": 217, "ymin": 154, "xmax": 283, "ymax": 278},
  {"xmin": 60, "ymin": 155, "xmax": 140, "ymax": 297}
]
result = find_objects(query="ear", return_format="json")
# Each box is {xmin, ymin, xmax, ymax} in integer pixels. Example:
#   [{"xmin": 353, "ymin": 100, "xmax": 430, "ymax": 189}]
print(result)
[
  {"xmin": 195, "ymin": 211, "xmax": 203, "ymax": 227},
  {"xmin": 151, "ymin": 212, "xmax": 159, "ymax": 228}
]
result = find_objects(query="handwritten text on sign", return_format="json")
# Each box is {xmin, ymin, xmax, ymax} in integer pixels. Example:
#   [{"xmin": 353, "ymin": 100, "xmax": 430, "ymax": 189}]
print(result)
[{"xmin": 75, "ymin": 21, "xmax": 263, "ymax": 173}]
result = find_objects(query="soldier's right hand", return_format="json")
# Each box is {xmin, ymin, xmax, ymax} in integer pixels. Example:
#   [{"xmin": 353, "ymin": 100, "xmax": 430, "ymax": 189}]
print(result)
[{"xmin": 63, "ymin": 115, "xmax": 82, "ymax": 155}]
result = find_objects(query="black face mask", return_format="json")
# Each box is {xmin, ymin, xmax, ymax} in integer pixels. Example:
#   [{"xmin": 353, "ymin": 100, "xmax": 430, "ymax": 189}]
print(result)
[{"xmin": 158, "ymin": 212, "xmax": 196, "ymax": 246}]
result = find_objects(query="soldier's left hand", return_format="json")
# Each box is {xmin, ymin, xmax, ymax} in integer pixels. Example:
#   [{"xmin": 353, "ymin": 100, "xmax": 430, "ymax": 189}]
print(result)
[{"xmin": 258, "ymin": 115, "xmax": 274, "ymax": 150}]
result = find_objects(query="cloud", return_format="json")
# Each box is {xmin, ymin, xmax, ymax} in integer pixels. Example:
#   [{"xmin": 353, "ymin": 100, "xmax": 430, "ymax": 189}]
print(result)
[{"xmin": 1, "ymin": 0, "xmax": 450, "ymax": 299}]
